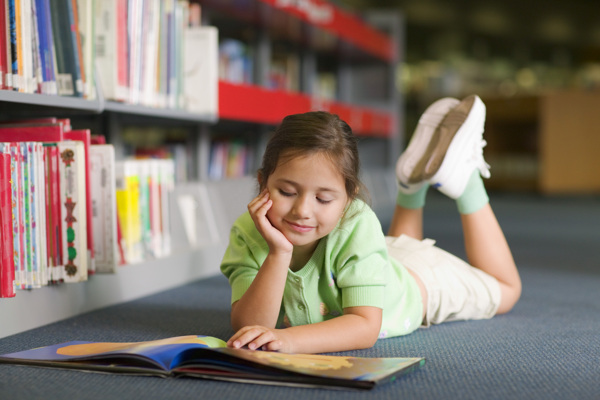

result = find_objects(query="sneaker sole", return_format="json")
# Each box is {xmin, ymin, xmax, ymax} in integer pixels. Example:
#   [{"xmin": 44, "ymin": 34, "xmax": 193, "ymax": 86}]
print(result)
[
  {"xmin": 396, "ymin": 97, "xmax": 460, "ymax": 187},
  {"xmin": 423, "ymin": 95, "xmax": 478, "ymax": 178},
  {"xmin": 429, "ymin": 95, "xmax": 486, "ymax": 198}
]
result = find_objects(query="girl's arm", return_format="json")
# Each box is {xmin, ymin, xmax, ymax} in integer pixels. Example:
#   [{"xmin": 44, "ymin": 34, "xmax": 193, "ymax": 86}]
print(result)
[
  {"xmin": 230, "ymin": 189, "xmax": 293, "ymax": 330},
  {"xmin": 228, "ymin": 305, "xmax": 382, "ymax": 354},
  {"xmin": 230, "ymin": 251, "xmax": 290, "ymax": 330}
]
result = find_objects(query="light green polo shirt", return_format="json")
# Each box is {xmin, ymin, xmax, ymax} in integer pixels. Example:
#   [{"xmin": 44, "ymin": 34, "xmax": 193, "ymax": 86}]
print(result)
[{"xmin": 220, "ymin": 199, "xmax": 423, "ymax": 338}]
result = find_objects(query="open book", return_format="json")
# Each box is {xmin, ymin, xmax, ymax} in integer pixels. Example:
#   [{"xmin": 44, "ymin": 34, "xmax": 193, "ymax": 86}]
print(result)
[{"xmin": 0, "ymin": 335, "xmax": 424, "ymax": 390}]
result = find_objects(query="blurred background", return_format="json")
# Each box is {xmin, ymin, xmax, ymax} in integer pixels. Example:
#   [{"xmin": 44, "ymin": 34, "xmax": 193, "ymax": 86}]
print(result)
[{"xmin": 335, "ymin": 0, "xmax": 600, "ymax": 194}]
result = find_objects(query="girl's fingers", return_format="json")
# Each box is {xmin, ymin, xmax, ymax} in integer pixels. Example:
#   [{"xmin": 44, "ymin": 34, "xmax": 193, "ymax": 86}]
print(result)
[{"xmin": 227, "ymin": 326, "xmax": 277, "ymax": 350}]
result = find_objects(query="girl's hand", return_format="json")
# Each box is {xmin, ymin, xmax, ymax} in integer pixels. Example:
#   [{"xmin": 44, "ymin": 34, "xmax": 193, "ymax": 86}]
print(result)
[
  {"xmin": 227, "ymin": 325, "xmax": 291, "ymax": 353},
  {"xmin": 248, "ymin": 189, "xmax": 293, "ymax": 254}
]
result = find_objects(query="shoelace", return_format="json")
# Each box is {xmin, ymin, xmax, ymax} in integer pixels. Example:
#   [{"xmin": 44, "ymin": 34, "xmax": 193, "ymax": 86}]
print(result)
[{"xmin": 470, "ymin": 138, "xmax": 491, "ymax": 178}]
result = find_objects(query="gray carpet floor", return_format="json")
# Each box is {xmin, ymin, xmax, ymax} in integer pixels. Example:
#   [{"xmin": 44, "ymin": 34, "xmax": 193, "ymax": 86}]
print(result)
[{"xmin": 1, "ymin": 192, "xmax": 599, "ymax": 399}]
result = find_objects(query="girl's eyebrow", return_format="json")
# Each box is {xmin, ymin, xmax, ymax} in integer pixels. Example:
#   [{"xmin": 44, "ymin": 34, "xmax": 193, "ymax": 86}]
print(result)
[{"xmin": 275, "ymin": 179, "xmax": 342, "ymax": 194}]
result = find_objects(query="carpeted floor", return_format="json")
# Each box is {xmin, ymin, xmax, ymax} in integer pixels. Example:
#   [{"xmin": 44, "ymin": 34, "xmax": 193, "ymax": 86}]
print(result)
[{"xmin": 1, "ymin": 192, "xmax": 599, "ymax": 399}]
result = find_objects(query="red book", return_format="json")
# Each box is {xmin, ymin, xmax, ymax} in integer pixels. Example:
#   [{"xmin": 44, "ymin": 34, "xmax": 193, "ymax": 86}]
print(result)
[
  {"xmin": 43, "ymin": 144, "xmax": 63, "ymax": 283},
  {"xmin": 63, "ymin": 129, "xmax": 94, "ymax": 273},
  {"xmin": 90, "ymin": 135, "xmax": 106, "ymax": 145},
  {"xmin": 0, "ymin": 153, "xmax": 16, "ymax": 297},
  {"xmin": 0, "ymin": 124, "xmax": 64, "ymax": 142}
]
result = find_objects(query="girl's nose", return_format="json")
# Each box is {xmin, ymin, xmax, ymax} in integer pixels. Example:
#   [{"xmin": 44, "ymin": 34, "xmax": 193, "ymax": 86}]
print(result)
[{"xmin": 292, "ymin": 195, "xmax": 311, "ymax": 218}]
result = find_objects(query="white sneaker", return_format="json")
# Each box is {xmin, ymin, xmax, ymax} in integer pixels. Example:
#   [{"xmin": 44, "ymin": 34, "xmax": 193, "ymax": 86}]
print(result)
[
  {"xmin": 428, "ymin": 94, "xmax": 490, "ymax": 199},
  {"xmin": 396, "ymin": 97, "xmax": 460, "ymax": 194}
]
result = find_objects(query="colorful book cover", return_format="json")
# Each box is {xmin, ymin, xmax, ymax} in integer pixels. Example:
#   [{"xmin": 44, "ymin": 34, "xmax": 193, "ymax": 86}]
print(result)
[
  {"xmin": 64, "ymin": 130, "xmax": 95, "ymax": 274},
  {"xmin": 0, "ymin": 152, "xmax": 15, "ymax": 298},
  {"xmin": 57, "ymin": 141, "xmax": 87, "ymax": 282},
  {"xmin": 0, "ymin": 335, "xmax": 425, "ymax": 390},
  {"xmin": 89, "ymin": 144, "xmax": 118, "ymax": 273}
]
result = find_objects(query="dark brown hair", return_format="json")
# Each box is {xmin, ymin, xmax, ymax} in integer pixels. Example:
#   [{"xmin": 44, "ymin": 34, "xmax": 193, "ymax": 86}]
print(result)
[{"xmin": 257, "ymin": 111, "xmax": 368, "ymax": 204}]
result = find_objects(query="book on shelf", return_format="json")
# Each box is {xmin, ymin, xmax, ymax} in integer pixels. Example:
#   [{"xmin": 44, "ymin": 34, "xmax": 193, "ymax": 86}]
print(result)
[
  {"xmin": 49, "ymin": 0, "xmax": 84, "ymax": 96},
  {"xmin": 219, "ymin": 38, "xmax": 253, "ymax": 85},
  {"xmin": 33, "ymin": 0, "xmax": 57, "ymax": 94},
  {"xmin": 0, "ymin": 335, "xmax": 425, "ymax": 390},
  {"xmin": 89, "ymin": 144, "xmax": 119, "ymax": 273},
  {"xmin": 208, "ymin": 139, "xmax": 254, "ymax": 180},
  {"xmin": 56, "ymin": 140, "xmax": 88, "ymax": 282},
  {"xmin": 94, "ymin": 0, "xmax": 129, "ymax": 102},
  {"xmin": 115, "ymin": 158, "xmax": 174, "ymax": 265},
  {"xmin": 76, "ymin": 0, "xmax": 95, "ymax": 99},
  {"xmin": 63, "ymin": 129, "xmax": 95, "ymax": 274},
  {"xmin": 0, "ymin": 152, "xmax": 15, "ymax": 298},
  {"xmin": 0, "ymin": 0, "xmax": 11, "ymax": 89},
  {"xmin": 0, "ymin": 119, "xmax": 103, "ymax": 290},
  {"xmin": 183, "ymin": 25, "xmax": 218, "ymax": 117}
]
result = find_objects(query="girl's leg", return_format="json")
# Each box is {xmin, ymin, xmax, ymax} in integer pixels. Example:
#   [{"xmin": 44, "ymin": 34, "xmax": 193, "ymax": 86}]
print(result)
[
  {"xmin": 388, "ymin": 205, "xmax": 423, "ymax": 240},
  {"xmin": 387, "ymin": 184, "xmax": 428, "ymax": 239},
  {"xmin": 457, "ymin": 174, "xmax": 521, "ymax": 314},
  {"xmin": 392, "ymin": 97, "xmax": 459, "ymax": 240}
]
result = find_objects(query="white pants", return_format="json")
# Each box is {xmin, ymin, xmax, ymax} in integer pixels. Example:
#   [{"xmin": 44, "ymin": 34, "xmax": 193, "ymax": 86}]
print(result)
[{"xmin": 386, "ymin": 235, "xmax": 501, "ymax": 326}]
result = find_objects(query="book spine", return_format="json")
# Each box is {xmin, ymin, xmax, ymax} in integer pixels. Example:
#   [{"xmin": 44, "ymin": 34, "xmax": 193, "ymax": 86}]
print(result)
[
  {"xmin": 57, "ymin": 141, "xmax": 88, "ymax": 282},
  {"xmin": 50, "ymin": 145, "xmax": 63, "ymax": 282},
  {"xmin": 0, "ymin": 152, "xmax": 16, "ymax": 297},
  {"xmin": 89, "ymin": 145, "xmax": 118, "ymax": 273},
  {"xmin": 28, "ymin": 142, "xmax": 43, "ymax": 287},
  {"xmin": 8, "ymin": 0, "xmax": 18, "ymax": 90},
  {"xmin": 18, "ymin": 143, "xmax": 34, "ymax": 288},
  {"xmin": 69, "ymin": 0, "xmax": 85, "ymax": 97},
  {"xmin": 49, "ymin": 0, "xmax": 82, "ymax": 96},
  {"xmin": 35, "ymin": 142, "xmax": 48, "ymax": 284}
]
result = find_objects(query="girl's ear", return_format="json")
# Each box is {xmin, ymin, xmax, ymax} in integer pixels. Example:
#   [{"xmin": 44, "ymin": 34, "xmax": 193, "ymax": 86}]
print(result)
[{"xmin": 257, "ymin": 171, "xmax": 264, "ymax": 189}]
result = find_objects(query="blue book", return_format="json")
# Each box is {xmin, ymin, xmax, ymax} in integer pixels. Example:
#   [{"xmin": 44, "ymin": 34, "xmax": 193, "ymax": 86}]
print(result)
[{"xmin": 34, "ymin": 0, "xmax": 57, "ymax": 94}]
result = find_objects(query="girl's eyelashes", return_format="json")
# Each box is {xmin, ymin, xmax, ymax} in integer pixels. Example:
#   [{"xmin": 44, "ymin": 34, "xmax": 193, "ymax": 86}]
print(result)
[
  {"xmin": 277, "ymin": 188, "xmax": 333, "ymax": 204},
  {"xmin": 278, "ymin": 189, "xmax": 294, "ymax": 197}
]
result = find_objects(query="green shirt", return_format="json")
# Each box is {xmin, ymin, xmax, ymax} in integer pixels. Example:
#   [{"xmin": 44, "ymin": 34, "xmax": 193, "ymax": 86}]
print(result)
[{"xmin": 220, "ymin": 199, "xmax": 423, "ymax": 338}]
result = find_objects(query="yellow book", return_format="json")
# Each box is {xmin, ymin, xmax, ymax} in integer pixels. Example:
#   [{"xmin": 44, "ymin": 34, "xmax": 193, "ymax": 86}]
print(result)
[{"xmin": 115, "ymin": 161, "xmax": 142, "ymax": 264}]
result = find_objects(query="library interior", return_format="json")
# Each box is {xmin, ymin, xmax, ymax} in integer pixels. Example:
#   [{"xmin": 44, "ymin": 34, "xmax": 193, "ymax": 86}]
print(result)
[{"xmin": 0, "ymin": 1, "xmax": 599, "ymax": 399}]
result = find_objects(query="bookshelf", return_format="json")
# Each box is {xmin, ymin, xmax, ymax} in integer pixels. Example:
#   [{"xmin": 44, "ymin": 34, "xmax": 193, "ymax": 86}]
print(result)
[{"xmin": 0, "ymin": 0, "xmax": 401, "ymax": 339}]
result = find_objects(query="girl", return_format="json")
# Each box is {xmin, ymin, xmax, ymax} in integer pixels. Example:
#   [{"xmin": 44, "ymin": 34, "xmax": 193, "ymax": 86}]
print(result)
[{"xmin": 220, "ymin": 97, "xmax": 521, "ymax": 354}]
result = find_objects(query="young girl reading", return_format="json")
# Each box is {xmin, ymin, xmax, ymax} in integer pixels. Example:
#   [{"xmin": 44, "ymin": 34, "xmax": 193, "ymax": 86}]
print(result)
[{"xmin": 220, "ymin": 95, "xmax": 522, "ymax": 354}]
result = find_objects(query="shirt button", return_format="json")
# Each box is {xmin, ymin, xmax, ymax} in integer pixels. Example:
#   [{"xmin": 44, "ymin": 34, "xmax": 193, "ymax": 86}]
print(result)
[
  {"xmin": 297, "ymin": 304, "xmax": 305, "ymax": 311},
  {"xmin": 294, "ymin": 277, "xmax": 301, "ymax": 283}
]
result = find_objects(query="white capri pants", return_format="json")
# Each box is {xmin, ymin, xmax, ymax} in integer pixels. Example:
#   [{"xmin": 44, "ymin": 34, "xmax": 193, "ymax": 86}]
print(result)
[{"xmin": 386, "ymin": 234, "xmax": 501, "ymax": 326}]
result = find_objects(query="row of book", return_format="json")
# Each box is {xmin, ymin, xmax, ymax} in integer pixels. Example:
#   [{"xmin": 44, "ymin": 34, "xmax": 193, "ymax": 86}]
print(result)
[
  {"xmin": 0, "ymin": 118, "xmax": 176, "ymax": 298},
  {"xmin": 0, "ymin": 0, "xmax": 95, "ymax": 97},
  {"xmin": 207, "ymin": 139, "xmax": 255, "ymax": 181},
  {"xmin": 0, "ymin": 0, "xmax": 218, "ymax": 116}
]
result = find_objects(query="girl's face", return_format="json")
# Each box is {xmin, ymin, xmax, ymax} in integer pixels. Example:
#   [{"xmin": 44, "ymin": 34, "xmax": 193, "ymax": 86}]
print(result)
[{"xmin": 265, "ymin": 151, "xmax": 349, "ymax": 252}]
